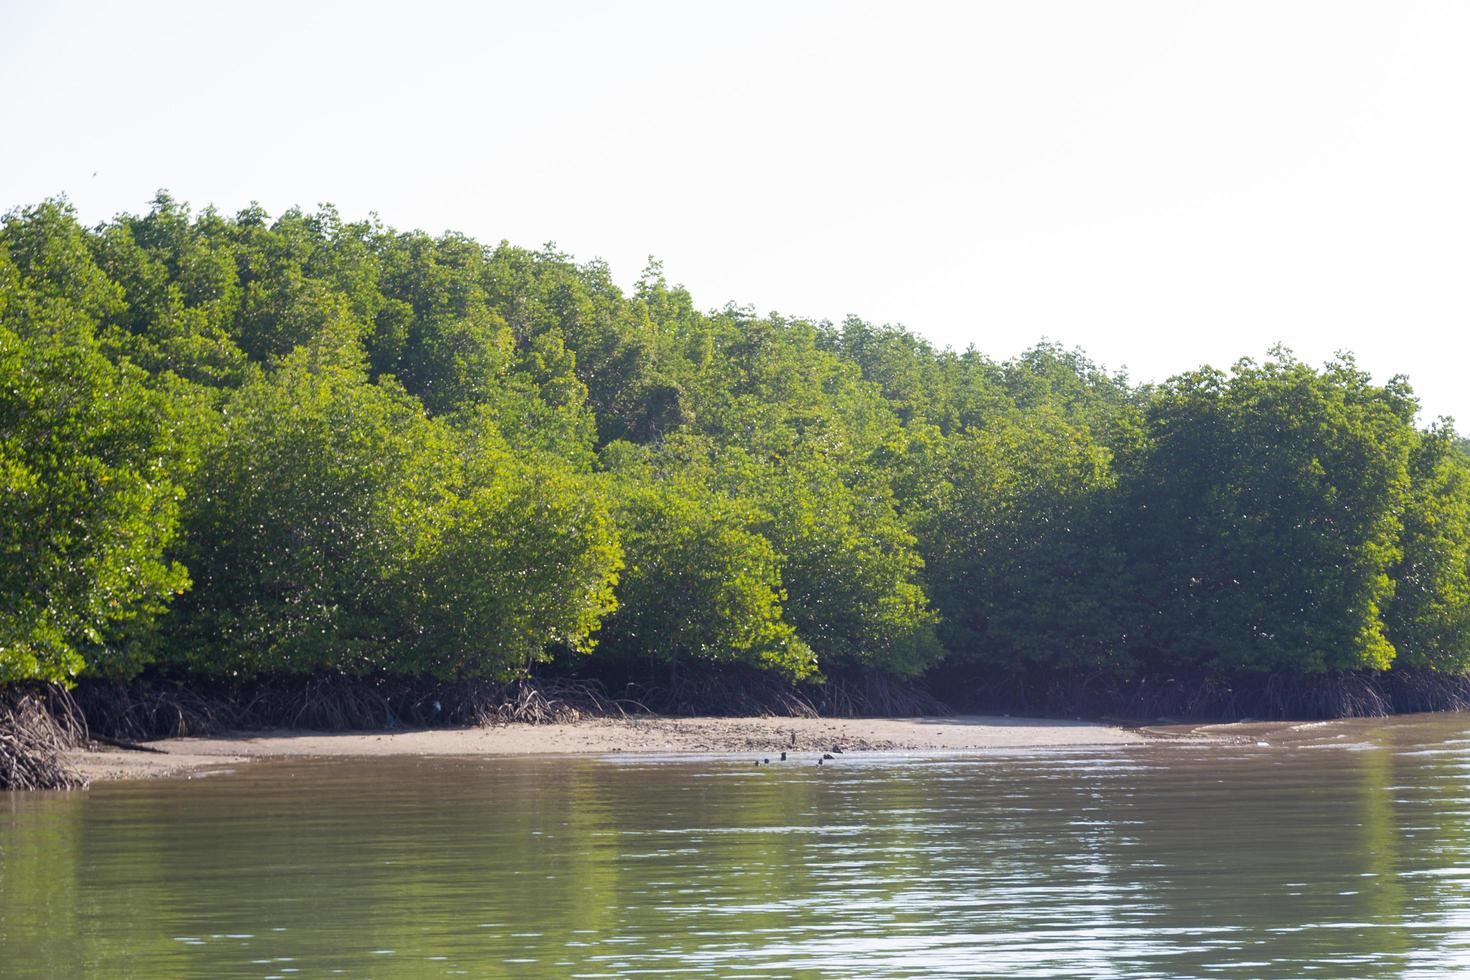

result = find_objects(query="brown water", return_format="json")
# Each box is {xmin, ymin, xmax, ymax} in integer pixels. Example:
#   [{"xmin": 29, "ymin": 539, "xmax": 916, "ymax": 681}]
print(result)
[{"xmin": 4, "ymin": 715, "xmax": 1470, "ymax": 978}]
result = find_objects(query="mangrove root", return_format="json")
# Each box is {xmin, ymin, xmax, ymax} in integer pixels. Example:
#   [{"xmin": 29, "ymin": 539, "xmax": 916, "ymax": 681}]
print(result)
[{"xmin": 0, "ymin": 687, "xmax": 87, "ymax": 791}]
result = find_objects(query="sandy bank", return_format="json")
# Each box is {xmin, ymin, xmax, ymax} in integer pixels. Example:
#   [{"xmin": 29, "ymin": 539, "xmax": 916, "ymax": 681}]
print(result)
[{"xmin": 67, "ymin": 714, "xmax": 1147, "ymax": 782}]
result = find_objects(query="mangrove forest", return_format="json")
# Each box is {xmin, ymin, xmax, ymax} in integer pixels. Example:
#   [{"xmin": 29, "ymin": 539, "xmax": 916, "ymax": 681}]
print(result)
[{"xmin": 6, "ymin": 193, "xmax": 1470, "ymax": 786}]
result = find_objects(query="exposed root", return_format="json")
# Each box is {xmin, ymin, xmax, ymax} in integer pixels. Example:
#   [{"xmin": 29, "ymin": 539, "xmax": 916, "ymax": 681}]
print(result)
[
  {"xmin": 70, "ymin": 674, "xmax": 650, "ymax": 739},
  {"xmin": 389, "ymin": 678, "xmax": 644, "ymax": 727},
  {"xmin": 72, "ymin": 679, "xmax": 237, "ymax": 741},
  {"xmin": 616, "ymin": 667, "xmax": 948, "ymax": 718},
  {"xmin": 631, "ymin": 669, "xmax": 821, "ymax": 718},
  {"xmin": 810, "ymin": 672, "xmax": 951, "ymax": 717},
  {"xmin": 1381, "ymin": 669, "xmax": 1470, "ymax": 714},
  {"xmin": 957, "ymin": 667, "xmax": 1469, "ymax": 722},
  {"xmin": 241, "ymin": 674, "xmax": 395, "ymax": 731},
  {"xmin": 66, "ymin": 668, "xmax": 943, "ymax": 742},
  {"xmin": 0, "ymin": 686, "xmax": 87, "ymax": 791}
]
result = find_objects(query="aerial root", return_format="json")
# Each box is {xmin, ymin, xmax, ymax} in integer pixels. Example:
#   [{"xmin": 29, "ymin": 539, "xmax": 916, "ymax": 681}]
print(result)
[
  {"xmin": 0, "ymin": 686, "xmax": 87, "ymax": 790},
  {"xmin": 961, "ymin": 667, "xmax": 1470, "ymax": 722},
  {"xmin": 68, "ymin": 674, "xmax": 651, "ymax": 738}
]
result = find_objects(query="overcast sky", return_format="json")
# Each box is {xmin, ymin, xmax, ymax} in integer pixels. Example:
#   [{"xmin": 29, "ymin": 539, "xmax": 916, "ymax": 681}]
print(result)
[{"xmin": 4, "ymin": 1, "xmax": 1467, "ymax": 423}]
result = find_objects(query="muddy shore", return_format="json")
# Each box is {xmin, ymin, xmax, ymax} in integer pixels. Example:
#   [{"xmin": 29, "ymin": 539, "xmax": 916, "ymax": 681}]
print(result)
[{"xmin": 67, "ymin": 714, "xmax": 1152, "ymax": 782}]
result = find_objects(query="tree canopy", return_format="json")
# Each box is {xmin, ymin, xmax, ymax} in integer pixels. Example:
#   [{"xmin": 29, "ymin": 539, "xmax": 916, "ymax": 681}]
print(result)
[{"xmin": 4, "ymin": 195, "xmax": 1468, "ymax": 689}]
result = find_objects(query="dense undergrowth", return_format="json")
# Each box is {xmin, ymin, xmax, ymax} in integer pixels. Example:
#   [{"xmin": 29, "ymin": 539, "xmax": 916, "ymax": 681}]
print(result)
[{"xmin": 6, "ymin": 194, "xmax": 1470, "ymax": 786}]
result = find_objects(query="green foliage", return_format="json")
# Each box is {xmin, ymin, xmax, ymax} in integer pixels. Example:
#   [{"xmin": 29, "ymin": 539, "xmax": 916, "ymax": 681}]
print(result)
[
  {"xmin": 603, "ymin": 436, "xmax": 939, "ymax": 676},
  {"xmin": 598, "ymin": 472, "xmax": 814, "ymax": 679},
  {"xmin": 168, "ymin": 342, "xmax": 622, "ymax": 681},
  {"xmin": 724, "ymin": 450, "xmax": 941, "ymax": 676},
  {"xmin": 390, "ymin": 457, "xmax": 621, "ymax": 679},
  {"xmin": 166, "ymin": 343, "xmax": 455, "ymax": 677},
  {"xmin": 89, "ymin": 201, "xmax": 252, "ymax": 387},
  {"xmin": 1119, "ymin": 354, "xmax": 1415, "ymax": 673},
  {"xmin": 8, "ymin": 194, "xmax": 1470, "ymax": 693},
  {"xmin": 0, "ymin": 214, "xmax": 191, "ymax": 683},
  {"xmin": 1385, "ymin": 425, "xmax": 1470, "ymax": 671},
  {"xmin": 919, "ymin": 409, "xmax": 1127, "ymax": 671}
]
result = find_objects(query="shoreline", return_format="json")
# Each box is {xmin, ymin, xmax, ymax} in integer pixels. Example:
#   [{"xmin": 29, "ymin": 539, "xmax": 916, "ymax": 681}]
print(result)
[{"xmin": 66, "ymin": 714, "xmax": 1152, "ymax": 783}]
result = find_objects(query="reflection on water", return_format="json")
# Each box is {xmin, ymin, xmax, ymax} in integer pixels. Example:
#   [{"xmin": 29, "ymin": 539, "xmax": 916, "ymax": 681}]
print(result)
[{"xmin": 6, "ymin": 715, "xmax": 1470, "ymax": 977}]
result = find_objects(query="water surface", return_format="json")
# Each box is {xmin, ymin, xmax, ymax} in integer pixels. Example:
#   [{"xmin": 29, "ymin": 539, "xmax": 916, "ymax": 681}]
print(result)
[{"xmin": 6, "ymin": 714, "xmax": 1470, "ymax": 977}]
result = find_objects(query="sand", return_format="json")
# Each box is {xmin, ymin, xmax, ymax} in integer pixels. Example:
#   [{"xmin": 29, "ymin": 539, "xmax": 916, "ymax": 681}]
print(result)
[{"xmin": 66, "ymin": 714, "xmax": 1149, "ymax": 783}]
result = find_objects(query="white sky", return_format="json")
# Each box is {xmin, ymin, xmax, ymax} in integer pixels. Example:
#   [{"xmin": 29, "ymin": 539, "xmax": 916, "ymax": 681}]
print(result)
[{"xmin": 4, "ymin": 1, "xmax": 1467, "ymax": 424}]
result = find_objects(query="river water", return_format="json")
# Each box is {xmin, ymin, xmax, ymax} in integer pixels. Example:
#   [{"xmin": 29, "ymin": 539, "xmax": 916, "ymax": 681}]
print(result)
[{"xmin": 5, "ymin": 714, "xmax": 1470, "ymax": 978}]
